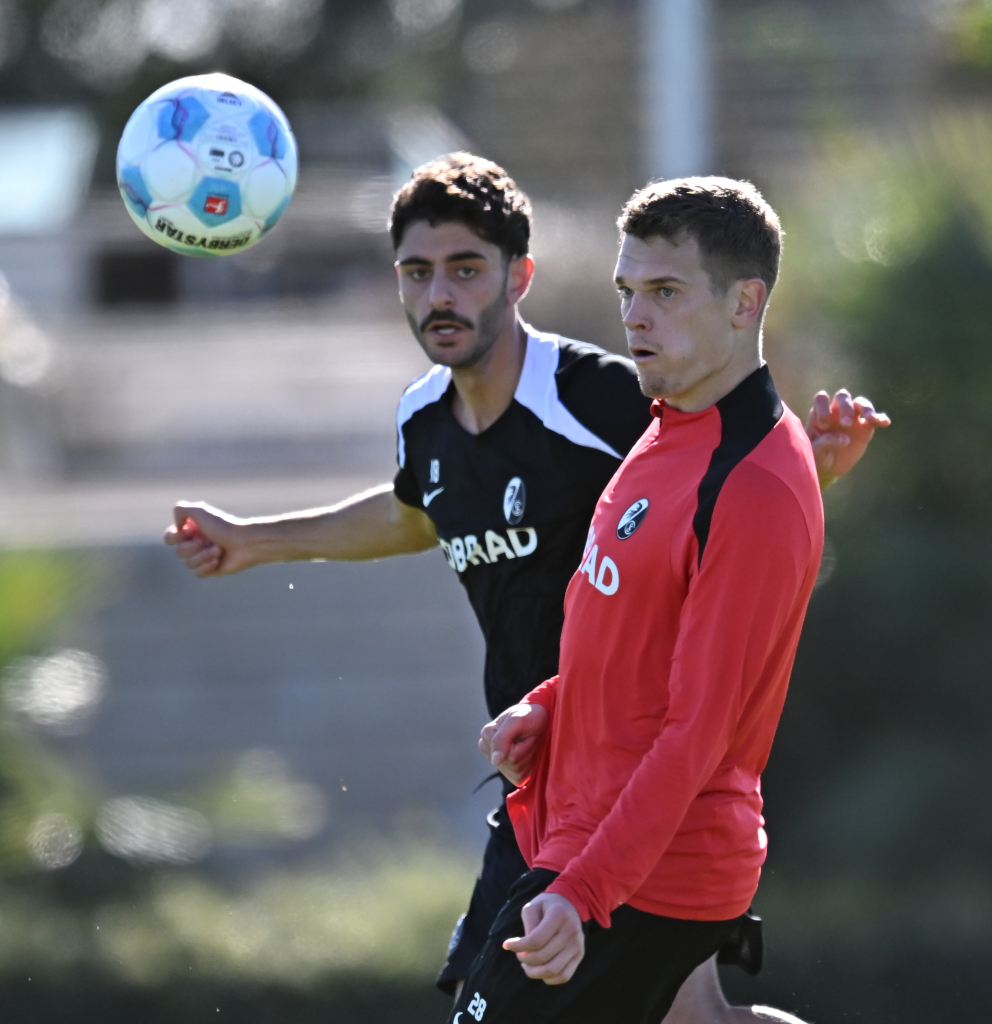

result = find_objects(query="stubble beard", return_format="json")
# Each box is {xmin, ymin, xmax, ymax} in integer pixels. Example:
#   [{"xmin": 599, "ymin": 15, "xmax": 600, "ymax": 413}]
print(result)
[
  {"xmin": 635, "ymin": 366, "xmax": 681, "ymax": 400},
  {"xmin": 407, "ymin": 281, "xmax": 509, "ymax": 371}
]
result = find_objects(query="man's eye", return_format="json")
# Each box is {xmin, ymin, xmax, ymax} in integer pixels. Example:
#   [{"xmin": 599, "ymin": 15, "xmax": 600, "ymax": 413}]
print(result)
[
  {"xmin": 408, "ymin": 268, "xmax": 429, "ymax": 281},
  {"xmin": 658, "ymin": 287, "xmax": 675, "ymax": 298},
  {"xmin": 617, "ymin": 287, "xmax": 632, "ymax": 299},
  {"xmin": 456, "ymin": 266, "xmax": 477, "ymax": 278}
]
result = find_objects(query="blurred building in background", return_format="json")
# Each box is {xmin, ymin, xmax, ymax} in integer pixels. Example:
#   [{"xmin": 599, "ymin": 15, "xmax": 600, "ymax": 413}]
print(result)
[
  {"xmin": 0, "ymin": 0, "xmax": 960, "ymax": 318},
  {"xmin": 0, "ymin": 0, "xmax": 968, "ymax": 481}
]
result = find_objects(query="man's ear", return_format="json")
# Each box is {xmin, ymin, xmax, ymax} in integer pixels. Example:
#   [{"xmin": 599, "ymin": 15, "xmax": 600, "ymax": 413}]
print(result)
[
  {"xmin": 508, "ymin": 254, "xmax": 535, "ymax": 306},
  {"xmin": 730, "ymin": 278, "xmax": 767, "ymax": 329}
]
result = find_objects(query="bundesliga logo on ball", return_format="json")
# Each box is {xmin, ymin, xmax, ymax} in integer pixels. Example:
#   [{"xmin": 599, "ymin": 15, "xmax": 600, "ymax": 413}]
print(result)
[{"xmin": 116, "ymin": 73, "xmax": 298, "ymax": 257}]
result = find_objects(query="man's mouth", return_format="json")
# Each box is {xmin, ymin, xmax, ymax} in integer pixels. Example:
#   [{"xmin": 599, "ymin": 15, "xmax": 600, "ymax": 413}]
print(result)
[
  {"xmin": 422, "ymin": 314, "xmax": 474, "ymax": 338},
  {"xmin": 629, "ymin": 346, "xmax": 657, "ymax": 361}
]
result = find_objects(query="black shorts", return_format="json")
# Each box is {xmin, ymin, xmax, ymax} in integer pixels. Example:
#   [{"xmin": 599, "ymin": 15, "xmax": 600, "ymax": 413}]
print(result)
[
  {"xmin": 437, "ymin": 795, "xmax": 764, "ymax": 993},
  {"xmin": 437, "ymin": 797, "xmax": 529, "ymax": 994},
  {"xmin": 447, "ymin": 868, "xmax": 743, "ymax": 1024}
]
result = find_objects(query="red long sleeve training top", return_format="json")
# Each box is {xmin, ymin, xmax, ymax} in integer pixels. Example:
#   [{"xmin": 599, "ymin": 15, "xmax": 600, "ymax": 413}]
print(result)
[{"xmin": 507, "ymin": 366, "xmax": 824, "ymax": 928}]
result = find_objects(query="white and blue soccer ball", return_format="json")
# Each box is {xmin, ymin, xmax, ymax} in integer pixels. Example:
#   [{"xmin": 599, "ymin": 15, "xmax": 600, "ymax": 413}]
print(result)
[{"xmin": 116, "ymin": 73, "xmax": 298, "ymax": 257}]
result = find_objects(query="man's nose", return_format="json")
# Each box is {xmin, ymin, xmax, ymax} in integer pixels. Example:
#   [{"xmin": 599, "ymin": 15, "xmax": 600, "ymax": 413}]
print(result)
[
  {"xmin": 428, "ymin": 273, "xmax": 455, "ymax": 307},
  {"xmin": 622, "ymin": 293, "xmax": 651, "ymax": 332}
]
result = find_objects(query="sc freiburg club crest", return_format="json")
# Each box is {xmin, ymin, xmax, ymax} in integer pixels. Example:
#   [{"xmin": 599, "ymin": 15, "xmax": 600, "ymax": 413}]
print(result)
[
  {"xmin": 617, "ymin": 498, "xmax": 649, "ymax": 539},
  {"xmin": 503, "ymin": 477, "xmax": 526, "ymax": 525}
]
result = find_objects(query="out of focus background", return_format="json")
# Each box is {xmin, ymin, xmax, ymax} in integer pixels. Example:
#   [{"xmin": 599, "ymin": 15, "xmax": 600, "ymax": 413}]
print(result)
[{"xmin": 0, "ymin": 1, "xmax": 991, "ymax": 1021}]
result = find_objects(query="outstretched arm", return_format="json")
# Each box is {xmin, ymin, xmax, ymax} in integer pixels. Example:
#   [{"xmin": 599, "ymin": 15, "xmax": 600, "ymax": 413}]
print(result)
[
  {"xmin": 806, "ymin": 389, "xmax": 891, "ymax": 490},
  {"xmin": 164, "ymin": 484, "xmax": 438, "ymax": 578}
]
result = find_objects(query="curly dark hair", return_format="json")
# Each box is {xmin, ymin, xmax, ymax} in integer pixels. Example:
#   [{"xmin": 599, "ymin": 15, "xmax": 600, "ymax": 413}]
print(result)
[
  {"xmin": 618, "ymin": 177, "xmax": 782, "ymax": 293},
  {"xmin": 389, "ymin": 152, "xmax": 532, "ymax": 261}
]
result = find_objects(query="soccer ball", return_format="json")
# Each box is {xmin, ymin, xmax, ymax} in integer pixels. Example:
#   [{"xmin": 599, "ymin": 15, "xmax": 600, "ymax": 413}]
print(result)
[{"xmin": 116, "ymin": 73, "xmax": 298, "ymax": 258}]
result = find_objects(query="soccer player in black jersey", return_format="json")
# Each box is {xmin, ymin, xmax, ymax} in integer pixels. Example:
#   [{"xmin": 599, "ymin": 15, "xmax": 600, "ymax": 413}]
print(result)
[{"xmin": 166, "ymin": 154, "xmax": 888, "ymax": 1024}]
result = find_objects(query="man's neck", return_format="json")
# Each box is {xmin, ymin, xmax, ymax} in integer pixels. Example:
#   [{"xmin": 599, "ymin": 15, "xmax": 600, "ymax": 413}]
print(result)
[
  {"xmin": 664, "ymin": 341, "xmax": 763, "ymax": 413},
  {"xmin": 450, "ymin": 313, "xmax": 528, "ymax": 435}
]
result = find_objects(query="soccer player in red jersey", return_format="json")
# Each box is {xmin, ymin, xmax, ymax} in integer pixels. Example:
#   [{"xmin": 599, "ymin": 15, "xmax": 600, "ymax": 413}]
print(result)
[{"xmin": 470, "ymin": 177, "xmax": 832, "ymax": 1024}]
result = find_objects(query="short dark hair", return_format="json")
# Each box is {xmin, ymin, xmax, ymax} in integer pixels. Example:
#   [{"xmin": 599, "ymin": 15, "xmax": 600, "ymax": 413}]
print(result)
[
  {"xmin": 389, "ymin": 152, "xmax": 532, "ymax": 261},
  {"xmin": 618, "ymin": 177, "xmax": 782, "ymax": 293}
]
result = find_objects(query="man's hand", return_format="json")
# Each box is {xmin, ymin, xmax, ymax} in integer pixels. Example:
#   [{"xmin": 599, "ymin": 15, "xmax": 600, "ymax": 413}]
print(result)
[
  {"xmin": 479, "ymin": 703, "xmax": 549, "ymax": 786},
  {"xmin": 806, "ymin": 389, "xmax": 891, "ymax": 489},
  {"xmin": 502, "ymin": 892, "xmax": 584, "ymax": 985},
  {"xmin": 164, "ymin": 502, "xmax": 254, "ymax": 577},
  {"xmin": 165, "ymin": 486, "xmax": 438, "ymax": 576}
]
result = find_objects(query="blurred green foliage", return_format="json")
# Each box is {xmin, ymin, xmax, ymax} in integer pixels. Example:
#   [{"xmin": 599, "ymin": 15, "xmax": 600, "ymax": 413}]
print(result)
[
  {"xmin": 0, "ymin": 837, "xmax": 476, "ymax": 986},
  {"xmin": 0, "ymin": 836, "xmax": 475, "ymax": 1024},
  {"xmin": 0, "ymin": 551, "xmax": 96, "ymax": 872},
  {"xmin": 0, "ymin": 733, "xmax": 95, "ymax": 872},
  {"xmin": 0, "ymin": 549, "xmax": 475, "ymax": 1023},
  {"xmin": 945, "ymin": 0, "xmax": 992, "ymax": 70},
  {"xmin": 0, "ymin": 550, "xmax": 85, "ymax": 666}
]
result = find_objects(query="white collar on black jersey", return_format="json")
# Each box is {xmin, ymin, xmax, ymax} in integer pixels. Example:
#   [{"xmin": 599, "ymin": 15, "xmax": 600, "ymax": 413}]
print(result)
[
  {"xmin": 396, "ymin": 361, "xmax": 451, "ymax": 467},
  {"xmin": 514, "ymin": 326, "xmax": 622, "ymax": 459},
  {"xmin": 396, "ymin": 325, "xmax": 622, "ymax": 467}
]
